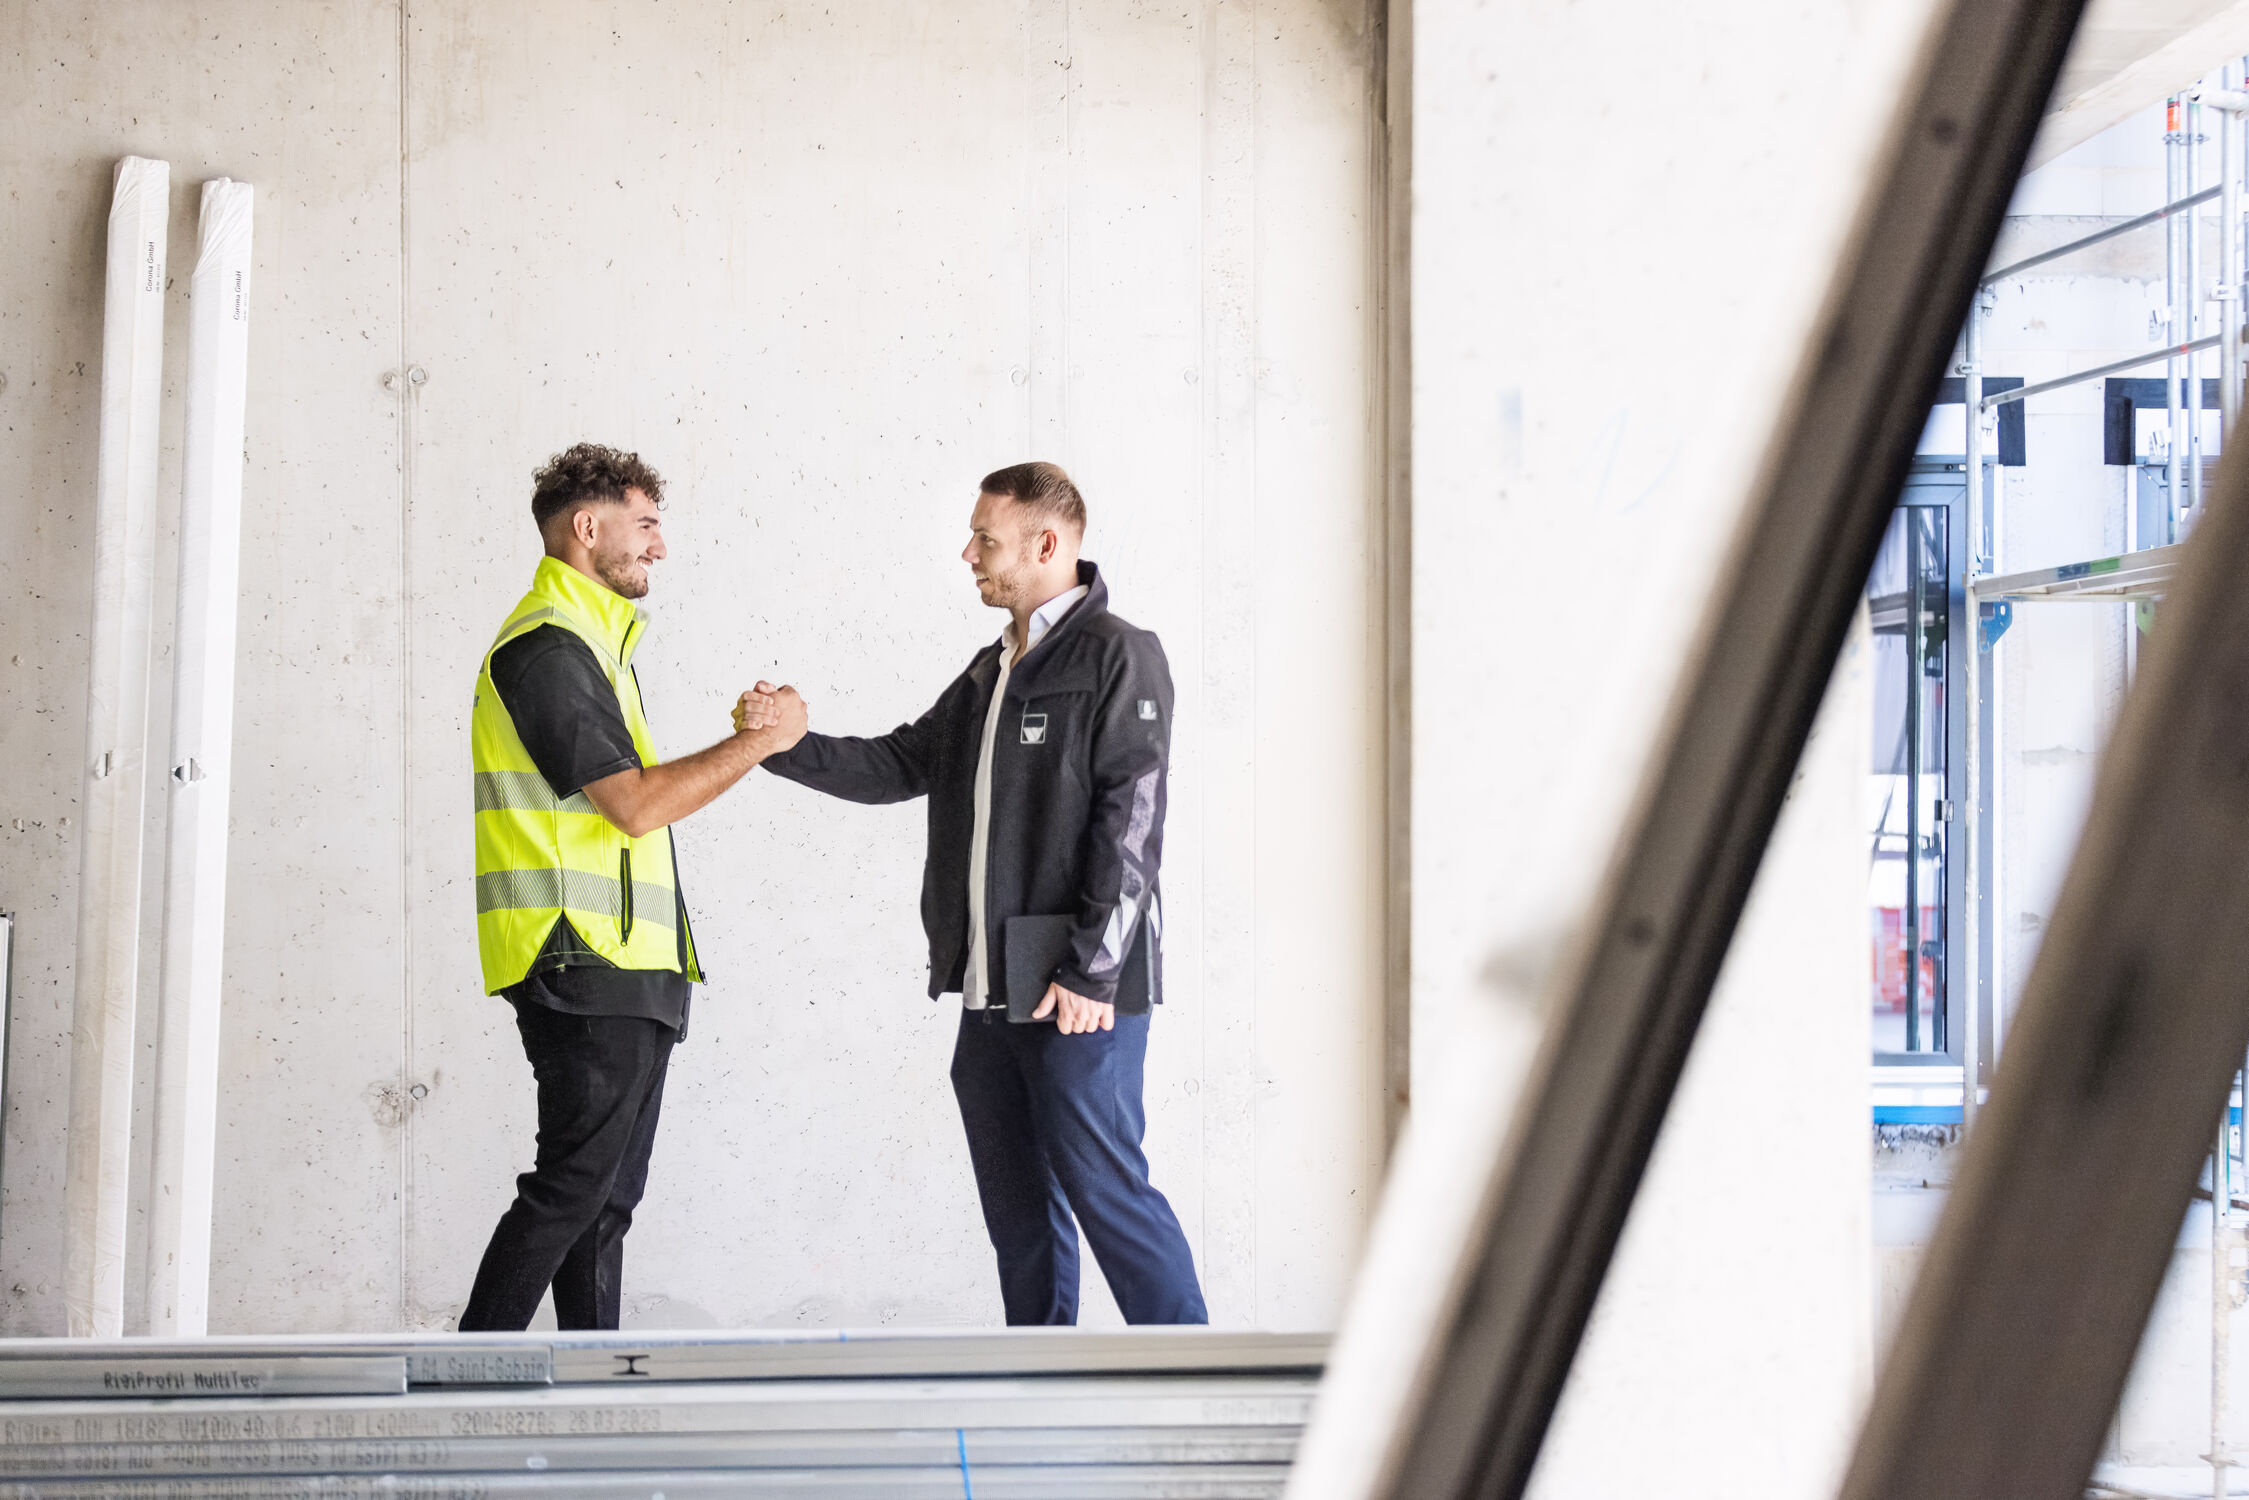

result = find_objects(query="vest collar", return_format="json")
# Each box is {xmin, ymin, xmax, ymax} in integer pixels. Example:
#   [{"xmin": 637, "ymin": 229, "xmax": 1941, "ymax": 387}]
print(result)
[{"xmin": 531, "ymin": 555, "xmax": 648, "ymax": 664}]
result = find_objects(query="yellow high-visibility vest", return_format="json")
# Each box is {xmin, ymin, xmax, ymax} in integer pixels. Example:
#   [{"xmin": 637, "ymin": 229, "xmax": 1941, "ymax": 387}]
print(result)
[{"xmin": 470, "ymin": 555, "xmax": 701, "ymax": 994}]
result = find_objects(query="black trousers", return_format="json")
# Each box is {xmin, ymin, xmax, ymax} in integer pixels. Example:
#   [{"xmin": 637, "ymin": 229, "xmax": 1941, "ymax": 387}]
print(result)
[
  {"xmin": 950, "ymin": 1008, "xmax": 1208, "ymax": 1325},
  {"xmin": 458, "ymin": 1006, "xmax": 673, "ymax": 1331}
]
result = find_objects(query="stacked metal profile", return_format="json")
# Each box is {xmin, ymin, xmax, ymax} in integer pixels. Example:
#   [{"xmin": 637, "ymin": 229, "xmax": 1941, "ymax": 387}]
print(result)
[{"xmin": 0, "ymin": 1329, "xmax": 1320, "ymax": 1497}]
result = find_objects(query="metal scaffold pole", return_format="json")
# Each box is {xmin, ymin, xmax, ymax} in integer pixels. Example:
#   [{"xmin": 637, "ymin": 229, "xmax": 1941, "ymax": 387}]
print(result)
[
  {"xmin": 2194, "ymin": 71, "xmax": 2249, "ymax": 1500},
  {"xmin": 2214, "ymin": 1100, "xmax": 2234, "ymax": 1500},
  {"xmin": 2172, "ymin": 97, "xmax": 2189, "ymax": 544},
  {"xmin": 2146, "ymin": 80, "xmax": 2249, "ymax": 1499},
  {"xmin": 2198, "ymin": 74, "xmax": 2249, "ymax": 444},
  {"xmin": 2229, "ymin": 76, "xmax": 2245, "ymax": 446},
  {"xmin": 1906, "ymin": 515, "xmax": 1925, "ymax": 1054},
  {"xmin": 1961, "ymin": 293, "xmax": 1986, "ymax": 1128},
  {"xmin": 2194, "ymin": 96, "xmax": 2208, "ymax": 519}
]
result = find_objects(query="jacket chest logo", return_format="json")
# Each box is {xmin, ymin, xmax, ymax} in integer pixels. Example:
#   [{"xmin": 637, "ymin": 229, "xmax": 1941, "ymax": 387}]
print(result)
[{"xmin": 1020, "ymin": 711, "xmax": 1048, "ymax": 746}]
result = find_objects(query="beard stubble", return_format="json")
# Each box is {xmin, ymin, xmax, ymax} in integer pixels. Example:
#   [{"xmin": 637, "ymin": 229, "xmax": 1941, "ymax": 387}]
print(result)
[{"xmin": 592, "ymin": 543, "xmax": 649, "ymax": 600}]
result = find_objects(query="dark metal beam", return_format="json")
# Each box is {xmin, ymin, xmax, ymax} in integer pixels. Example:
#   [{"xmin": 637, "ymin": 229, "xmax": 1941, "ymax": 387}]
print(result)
[
  {"xmin": 1837, "ymin": 257, "xmax": 2249, "ymax": 1500},
  {"xmin": 1376, "ymin": 2, "xmax": 2088, "ymax": 1494}
]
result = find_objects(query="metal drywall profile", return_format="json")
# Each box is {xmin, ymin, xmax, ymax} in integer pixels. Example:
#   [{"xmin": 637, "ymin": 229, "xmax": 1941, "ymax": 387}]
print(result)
[
  {"xmin": 147, "ymin": 179, "xmax": 253, "ymax": 1339},
  {"xmin": 1284, "ymin": 0, "xmax": 2086, "ymax": 1495},
  {"xmin": 0, "ymin": 1353, "xmax": 404, "ymax": 1400},
  {"xmin": 64, "ymin": 155, "xmax": 169, "ymax": 1341},
  {"xmin": 0, "ymin": 1331, "xmax": 1319, "ymax": 1488},
  {"xmin": 0, "ymin": 1369, "xmax": 1311, "ymax": 1487},
  {"xmin": 0, "ymin": 1328, "xmax": 1326, "ymax": 1386},
  {"xmin": 539, "ymin": 1328, "xmax": 1330, "ymax": 1384}
]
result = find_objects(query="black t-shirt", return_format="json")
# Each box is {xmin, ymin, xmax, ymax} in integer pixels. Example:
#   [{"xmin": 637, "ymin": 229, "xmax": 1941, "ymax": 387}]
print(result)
[{"xmin": 488, "ymin": 624, "xmax": 692, "ymax": 1036}]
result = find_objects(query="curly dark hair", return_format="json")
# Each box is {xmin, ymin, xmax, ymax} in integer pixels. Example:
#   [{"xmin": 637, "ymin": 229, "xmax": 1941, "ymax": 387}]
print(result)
[{"xmin": 530, "ymin": 443, "xmax": 666, "ymax": 532}]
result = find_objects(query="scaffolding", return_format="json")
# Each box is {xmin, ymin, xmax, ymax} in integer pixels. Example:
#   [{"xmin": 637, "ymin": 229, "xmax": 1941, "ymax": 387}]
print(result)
[
  {"xmin": 1951, "ymin": 73, "xmax": 2248, "ymax": 1499},
  {"xmin": 1946, "ymin": 82, "xmax": 2243, "ymax": 1133}
]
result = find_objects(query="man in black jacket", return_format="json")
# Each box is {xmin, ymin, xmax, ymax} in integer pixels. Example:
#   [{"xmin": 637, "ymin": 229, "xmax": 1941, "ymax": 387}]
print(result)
[{"xmin": 755, "ymin": 462, "xmax": 1207, "ymax": 1325}]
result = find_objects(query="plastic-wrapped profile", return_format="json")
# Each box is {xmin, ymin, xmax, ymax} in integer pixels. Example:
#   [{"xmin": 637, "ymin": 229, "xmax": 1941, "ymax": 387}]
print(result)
[
  {"xmin": 64, "ymin": 155, "xmax": 170, "ymax": 1341},
  {"xmin": 0, "ymin": 1332, "xmax": 1318, "ymax": 1492},
  {"xmin": 0, "ymin": 1352, "xmax": 401, "ymax": 1400},
  {"xmin": 147, "ymin": 178, "xmax": 254, "ymax": 1341}
]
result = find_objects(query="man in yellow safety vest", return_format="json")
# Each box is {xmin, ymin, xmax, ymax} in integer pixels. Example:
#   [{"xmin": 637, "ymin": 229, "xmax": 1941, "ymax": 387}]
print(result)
[{"xmin": 458, "ymin": 442, "xmax": 806, "ymax": 1331}]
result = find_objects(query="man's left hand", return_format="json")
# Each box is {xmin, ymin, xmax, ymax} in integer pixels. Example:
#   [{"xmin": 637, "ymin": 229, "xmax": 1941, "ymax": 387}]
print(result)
[{"xmin": 1032, "ymin": 981, "xmax": 1114, "ymax": 1034}]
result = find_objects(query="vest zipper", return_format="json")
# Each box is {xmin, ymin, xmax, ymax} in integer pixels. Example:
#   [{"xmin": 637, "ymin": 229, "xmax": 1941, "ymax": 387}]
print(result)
[
  {"xmin": 619, "ymin": 847, "xmax": 634, "ymax": 944},
  {"xmin": 669, "ymin": 835, "xmax": 701, "ymax": 982}
]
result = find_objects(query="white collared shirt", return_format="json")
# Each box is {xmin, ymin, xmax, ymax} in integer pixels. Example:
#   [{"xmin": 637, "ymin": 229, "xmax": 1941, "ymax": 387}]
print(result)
[{"xmin": 960, "ymin": 582, "xmax": 1091, "ymax": 1008}]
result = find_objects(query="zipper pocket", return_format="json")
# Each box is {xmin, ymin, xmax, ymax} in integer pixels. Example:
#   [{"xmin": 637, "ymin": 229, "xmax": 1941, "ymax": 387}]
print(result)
[
  {"xmin": 670, "ymin": 835, "xmax": 701, "ymax": 981},
  {"xmin": 619, "ymin": 847, "xmax": 634, "ymax": 944}
]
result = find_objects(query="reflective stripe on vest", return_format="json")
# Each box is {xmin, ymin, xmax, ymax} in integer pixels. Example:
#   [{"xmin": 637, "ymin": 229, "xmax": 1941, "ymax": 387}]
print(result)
[
  {"xmin": 472, "ymin": 770, "xmax": 596, "ymax": 816},
  {"xmin": 475, "ymin": 868, "xmax": 679, "ymax": 931}
]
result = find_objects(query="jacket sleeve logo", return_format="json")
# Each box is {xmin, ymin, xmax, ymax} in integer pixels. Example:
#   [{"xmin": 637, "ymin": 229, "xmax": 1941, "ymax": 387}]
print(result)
[
  {"xmin": 1137, "ymin": 699, "xmax": 1158, "ymax": 721},
  {"xmin": 1020, "ymin": 712, "xmax": 1048, "ymax": 745}
]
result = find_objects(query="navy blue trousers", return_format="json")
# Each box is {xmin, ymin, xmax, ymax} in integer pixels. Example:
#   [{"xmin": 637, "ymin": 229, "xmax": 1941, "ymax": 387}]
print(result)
[{"xmin": 950, "ymin": 1008, "xmax": 1208, "ymax": 1325}]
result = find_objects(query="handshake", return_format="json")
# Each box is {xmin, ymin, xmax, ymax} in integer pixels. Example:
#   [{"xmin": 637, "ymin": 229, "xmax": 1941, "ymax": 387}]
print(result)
[{"xmin": 732, "ymin": 679, "xmax": 811, "ymax": 754}]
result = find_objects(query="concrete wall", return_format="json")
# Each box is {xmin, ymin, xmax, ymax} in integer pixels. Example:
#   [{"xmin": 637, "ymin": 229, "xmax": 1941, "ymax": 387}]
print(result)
[{"xmin": 0, "ymin": 0, "xmax": 1389, "ymax": 1335}]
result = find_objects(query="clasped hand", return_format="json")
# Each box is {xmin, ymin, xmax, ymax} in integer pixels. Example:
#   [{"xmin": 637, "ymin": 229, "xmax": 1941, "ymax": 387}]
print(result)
[{"xmin": 733, "ymin": 680, "xmax": 809, "ymax": 751}]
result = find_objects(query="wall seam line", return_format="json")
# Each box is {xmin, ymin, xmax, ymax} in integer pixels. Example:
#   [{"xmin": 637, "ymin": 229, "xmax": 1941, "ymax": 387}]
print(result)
[{"xmin": 394, "ymin": 0, "xmax": 418, "ymax": 1331}]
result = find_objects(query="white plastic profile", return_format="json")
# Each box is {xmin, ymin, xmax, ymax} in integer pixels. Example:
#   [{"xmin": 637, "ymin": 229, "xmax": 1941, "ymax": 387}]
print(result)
[
  {"xmin": 147, "ymin": 179, "xmax": 253, "ymax": 1338},
  {"xmin": 64, "ymin": 156, "xmax": 170, "ymax": 1339}
]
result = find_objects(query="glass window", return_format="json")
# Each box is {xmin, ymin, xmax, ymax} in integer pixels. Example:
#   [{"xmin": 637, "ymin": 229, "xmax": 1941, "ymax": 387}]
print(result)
[{"xmin": 1868, "ymin": 477, "xmax": 1957, "ymax": 1056}]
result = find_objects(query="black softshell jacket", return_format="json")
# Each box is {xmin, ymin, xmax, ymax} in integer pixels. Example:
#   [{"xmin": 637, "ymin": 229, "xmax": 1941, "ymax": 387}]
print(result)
[{"xmin": 761, "ymin": 561, "xmax": 1170, "ymax": 1008}]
